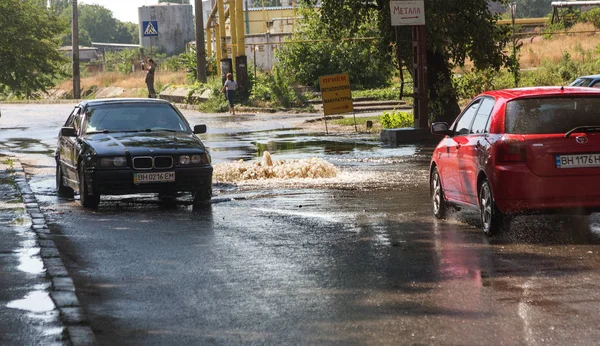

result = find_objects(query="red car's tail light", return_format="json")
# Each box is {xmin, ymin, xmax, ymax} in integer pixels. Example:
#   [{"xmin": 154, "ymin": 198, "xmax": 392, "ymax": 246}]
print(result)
[{"xmin": 497, "ymin": 138, "xmax": 526, "ymax": 162}]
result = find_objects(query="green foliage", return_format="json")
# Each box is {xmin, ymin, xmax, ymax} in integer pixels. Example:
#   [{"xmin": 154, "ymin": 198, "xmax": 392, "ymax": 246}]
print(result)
[
  {"xmin": 276, "ymin": 5, "xmax": 394, "ymax": 90},
  {"xmin": 453, "ymin": 68, "xmax": 516, "ymax": 101},
  {"xmin": 543, "ymin": 21, "xmax": 567, "ymax": 40},
  {"xmin": 198, "ymin": 77, "xmax": 229, "ymax": 113},
  {"xmin": 0, "ymin": 0, "xmax": 68, "ymax": 98},
  {"xmin": 512, "ymin": 0, "xmax": 553, "ymax": 18},
  {"xmin": 379, "ymin": 111, "xmax": 413, "ymax": 129},
  {"xmin": 332, "ymin": 115, "xmax": 380, "ymax": 127},
  {"xmin": 580, "ymin": 8, "xmax": 600, "ymax": 29},
  {"xmin": 312, "ymin": 0, "xmax": 513, "ymax": 124},
  {"xmin": 52, "ymin": 1, "xmax": 139, "ymax": 46},
  {"xmin": 161, "ymin": 48, "xmax": 217, "ymax": 82},
  {"xmin": 250, "ymin": 67, "xmax": 306, "ymax": 108},
  {"xmin": 104, "ymin": 49, "xmax": 143, "ymax": 74}
]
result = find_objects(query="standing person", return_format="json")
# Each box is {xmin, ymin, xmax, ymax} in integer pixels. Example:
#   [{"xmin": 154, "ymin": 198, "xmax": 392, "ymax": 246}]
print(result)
[
  {"xmin": 221, "ymin": 73, "xmax": 238, "ymax": 115},
  {"xmin": 142, "ymin": 59, "xmax": 156, "ymax": 98}
]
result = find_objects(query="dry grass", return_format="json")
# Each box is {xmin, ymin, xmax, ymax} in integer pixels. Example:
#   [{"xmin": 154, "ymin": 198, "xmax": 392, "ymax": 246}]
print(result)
[
  {"xmin": 457, "ymin": 22, "xmax": 600, "ymax": 71},
  {"xmin": 519, "ymin": 22, "xmax": 600, "ymax": 68},
  {"xmin": 56, "ymin": 70, "xmax": 187, "ymax": 97}
]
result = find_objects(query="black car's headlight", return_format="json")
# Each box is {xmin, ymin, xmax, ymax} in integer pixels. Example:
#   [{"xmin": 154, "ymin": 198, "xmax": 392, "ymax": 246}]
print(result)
[
  {"xmin": 99, "ymin": 156, "xmax": 127, "ymax": 168},
  {"xmin": 179, "ymin": 153, "xmax": 210, "ymax": 165}
]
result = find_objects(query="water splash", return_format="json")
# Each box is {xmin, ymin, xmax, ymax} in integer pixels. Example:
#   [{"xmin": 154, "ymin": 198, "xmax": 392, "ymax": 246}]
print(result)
[{"xmin": 214, "ymin": 151, "xmax": 338, "ymax": 182}]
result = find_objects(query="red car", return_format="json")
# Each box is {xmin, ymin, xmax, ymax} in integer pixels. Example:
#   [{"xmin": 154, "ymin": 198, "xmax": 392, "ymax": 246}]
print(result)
[{"xmin": 430, "ymin": 86, "xmax": 600, "ymax": 235}]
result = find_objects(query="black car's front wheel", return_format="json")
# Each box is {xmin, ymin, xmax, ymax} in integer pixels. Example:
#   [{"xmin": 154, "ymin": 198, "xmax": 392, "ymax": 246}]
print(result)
[
  {"xmin": 56, "ymin": 160, "xmax": 74, "ymax": 198},
  {"xmin": 78, "ymin": 168, "xmax": 100, "ymax": 209},
  {"xmin": 479, "ymin": 179, "xmax": 510, "ymax": 236},
  {"xmin": 192, "ymin": 188, "xmax": 212, "ymax": 207}
]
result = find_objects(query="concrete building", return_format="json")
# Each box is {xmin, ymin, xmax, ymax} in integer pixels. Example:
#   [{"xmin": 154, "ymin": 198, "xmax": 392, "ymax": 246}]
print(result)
[
  {"xmin": 59, "ymin": 46, "xmax": 99, "ymax": 62},
  {"xmin": 138, "ymin": 3, "xmax": 195, "ymax": 56}
]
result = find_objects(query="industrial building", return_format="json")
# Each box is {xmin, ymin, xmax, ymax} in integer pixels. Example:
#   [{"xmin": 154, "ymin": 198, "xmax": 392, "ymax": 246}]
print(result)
[{"xmin": 138, "ymin": 3, "xmax": 196, "ymax": 56}]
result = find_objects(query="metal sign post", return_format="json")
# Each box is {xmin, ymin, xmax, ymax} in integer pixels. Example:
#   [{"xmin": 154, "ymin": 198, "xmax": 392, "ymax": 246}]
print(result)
[
  {"xmin": 142, "ymin": 20, "xmax": 159, "ymax": 57},
  {"xmin": 319, "ymin": 73, "xmax": 354, "ymax": 135},
  {"xmin": 390, "ymin": 0, "xmax": 428, "ymax": 129}
]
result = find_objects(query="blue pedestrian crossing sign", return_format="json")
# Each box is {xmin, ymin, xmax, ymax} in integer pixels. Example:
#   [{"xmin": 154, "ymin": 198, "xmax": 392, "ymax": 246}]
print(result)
[{"xmin": 143, "ymin": 21, "xmax": 159, "ymax": 37}]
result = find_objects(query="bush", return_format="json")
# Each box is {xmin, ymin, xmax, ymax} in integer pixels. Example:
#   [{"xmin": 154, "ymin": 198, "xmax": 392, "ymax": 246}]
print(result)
[
  {"xmin": 380, "ymin": 110, "xmax": 413, "ymax": 129},
  {"xmin": 197, "ymin": 76, "xmax": 229, "ymax": 113},
  {"xmin": 250, "ymin": 67, "xmax": 306, "ymax": 108},
  {"xmin": 104, "ymin": 49, "xmax": 142, "ymax": 74},
  {"xmin": 581, "ymin": 8, "xmax": 600, "ymax": 28}
]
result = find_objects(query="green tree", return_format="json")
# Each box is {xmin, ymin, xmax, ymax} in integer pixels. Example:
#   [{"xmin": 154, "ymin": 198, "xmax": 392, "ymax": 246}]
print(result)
[
  {"xmin": 513, "ymin": 0, "xmax": 553, "ymax": 18},
  {"xmin": 113, "ymin": 22, "xmax": 140, "ymax": 44},
  {"xmin": 0, "ymin": 0, "xmax": 68, "ymax": 97},
  {"xmin": 313, "ymin": 0, "xmax": 512, "ymax": 123},
  {"xmin": 276, "ymin": 6, "xmax": 394, "ymax": 89},
  {"xmin": 53, "ymin": 1, "xmax": 139, "ymax": 45}
]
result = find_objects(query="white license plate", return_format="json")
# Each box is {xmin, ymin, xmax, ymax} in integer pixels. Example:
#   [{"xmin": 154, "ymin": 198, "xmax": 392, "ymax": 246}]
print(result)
[
  {"xmin": 556, "ymin": 154, "xmax": 600, "ymax": 168},
  {"xmin": 133, "ymin": 172, "xmax": 175, "ymax": 184}
]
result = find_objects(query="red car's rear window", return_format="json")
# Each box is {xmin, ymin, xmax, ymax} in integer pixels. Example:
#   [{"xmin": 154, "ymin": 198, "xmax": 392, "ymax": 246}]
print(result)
[{"xmin": 504, "ymin": 96, "xmax": 600, "ymax": 134}]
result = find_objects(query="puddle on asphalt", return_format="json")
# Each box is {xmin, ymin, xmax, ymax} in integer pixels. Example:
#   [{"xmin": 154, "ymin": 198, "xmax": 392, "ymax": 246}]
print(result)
[
  {"xmin": 17, "ymin": 243, "xmax": 45, "ymax": 275},
  {"xmin": 6, "ymin": 290, "xmax": 55, "ymax": 313},
  {"xmin": 0, "ymin": 137, "xmax": 54, "ymax": 155},
  {"xmin": 9, "ymin": 216, "xmax": 30, "ymax": 226},
  {"xmin": 206, "ymin": 130, "xmax": 432, "ymax": 164}
]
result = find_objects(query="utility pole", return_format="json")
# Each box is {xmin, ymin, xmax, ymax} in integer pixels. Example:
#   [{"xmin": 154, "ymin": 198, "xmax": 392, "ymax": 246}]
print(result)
[
  {"xmin": 510, "ymin": 2, "xmax": 519, "ymax": 88},
  {"xmin": 195, "ymin": 0, "xmax": 207, "ymax": 82},
  {"xmin": 72, "ymin": 0, "xmax": 80, "ymax": 99}
]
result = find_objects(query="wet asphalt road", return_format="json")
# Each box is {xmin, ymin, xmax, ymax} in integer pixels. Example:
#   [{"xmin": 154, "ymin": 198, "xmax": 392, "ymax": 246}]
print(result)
[{"xmin": 4, "ymin": 104, "xmax": 600, "ymax": 345}]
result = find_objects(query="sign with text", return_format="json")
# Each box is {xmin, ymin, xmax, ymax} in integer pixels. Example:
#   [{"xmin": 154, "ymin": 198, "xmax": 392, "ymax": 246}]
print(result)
[
  {"xmin": 319, "ymin": 73, "xmax": 353, "ymax": 116},
  {"xmin": 390, "ymin": 0, "xmax": 425, "ymax": 26}
]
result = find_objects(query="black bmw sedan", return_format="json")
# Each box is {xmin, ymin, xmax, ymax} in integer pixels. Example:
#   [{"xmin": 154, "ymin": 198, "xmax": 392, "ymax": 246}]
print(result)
[{"xmin": 55, "ymin": 98, "xmax": 213, "ymax": 208}]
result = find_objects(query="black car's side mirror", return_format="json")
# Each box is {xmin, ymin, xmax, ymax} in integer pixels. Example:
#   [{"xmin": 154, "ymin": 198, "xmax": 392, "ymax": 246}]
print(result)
[
  {"xmin": 60, "ymin": 127, "xmax": 77, "ymax": 137},
  {"xmin": 193, "ymin": 125, "xmax": 207, "ymax": 134},
  {"xmin": 431, "ymin": 122, "xmax": 452, "ymax": 136}
]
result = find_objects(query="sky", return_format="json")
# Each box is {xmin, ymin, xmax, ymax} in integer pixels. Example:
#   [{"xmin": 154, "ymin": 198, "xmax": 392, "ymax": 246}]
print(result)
[{"xmin": 78, "ymin": 0, "xmax": 194, "ymax": 24}]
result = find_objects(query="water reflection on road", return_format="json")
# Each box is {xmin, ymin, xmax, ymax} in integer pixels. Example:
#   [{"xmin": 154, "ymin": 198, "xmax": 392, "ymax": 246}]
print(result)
[{"xmin": 6, "ymin": 105, "xmax": 600, "ymax": 344}]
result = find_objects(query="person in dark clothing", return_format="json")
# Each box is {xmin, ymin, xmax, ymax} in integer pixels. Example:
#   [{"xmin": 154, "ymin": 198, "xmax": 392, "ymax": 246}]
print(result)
[
  {"xmin": 143, "ymin": 59, "xmax": 156, "ymax": 98},
  {"xmin": 221, "ymin": 73, "xmax": 238, "ymax": 115}
]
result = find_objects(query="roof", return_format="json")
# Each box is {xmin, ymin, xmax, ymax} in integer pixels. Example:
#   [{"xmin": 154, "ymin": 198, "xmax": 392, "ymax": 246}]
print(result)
[
  {"xmin": 80, "ymin": 98, "xmax": 172, "ymax": 107},
  {"xmin": 481, "ymin": 86, "xmax": 600, "ymax": 101},
  {"xmin": 59, "ymin": 46, "xmax": 98, "ymax": 51},
  {"xmin": 572, "ymin": 74, "xmax": 600, "ymax": 80},
  {"xmin": 91, "ymin": 42, "xmax": 141, "ymax": 48},
  {"xmin": 248, "ymin": 6, "xmax": 296, "ymax": 11}
]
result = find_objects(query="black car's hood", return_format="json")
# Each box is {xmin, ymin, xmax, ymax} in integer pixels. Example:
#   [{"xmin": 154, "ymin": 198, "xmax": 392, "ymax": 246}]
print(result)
[{"xmin": 83, "ymin": 131, "xmax": 207, "ymax": 156}]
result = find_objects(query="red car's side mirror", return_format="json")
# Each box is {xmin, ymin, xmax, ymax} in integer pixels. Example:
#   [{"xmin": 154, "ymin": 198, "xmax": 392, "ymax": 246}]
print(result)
[{"xmin": 431, "ymin": 122, "xmax": 452, "ymax": 136}]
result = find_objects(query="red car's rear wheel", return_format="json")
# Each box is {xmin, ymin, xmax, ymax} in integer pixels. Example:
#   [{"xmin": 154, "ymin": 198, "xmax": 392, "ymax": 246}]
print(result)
[{"xmin": 479, "ymin": 179, "xmax": 510, "ymax": 235}]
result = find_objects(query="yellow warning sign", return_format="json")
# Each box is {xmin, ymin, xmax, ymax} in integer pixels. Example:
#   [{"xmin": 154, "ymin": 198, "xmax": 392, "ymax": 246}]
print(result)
[{"xmin": 319, "ymin": 73, "xmax": 353, "ymax": 116}]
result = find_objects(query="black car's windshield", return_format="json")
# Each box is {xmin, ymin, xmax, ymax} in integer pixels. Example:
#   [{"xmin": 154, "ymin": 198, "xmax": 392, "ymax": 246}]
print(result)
[
  {"xmin": 504, "ymin": 96, "xmax": 600, "ymax": 134},
  {"xmin": 569, "ymin": 78, "xmax": 594, "ymax": 87},
  {"xmin": 84, "ymin": 103, "xmax": 189, "ymax": 134}
]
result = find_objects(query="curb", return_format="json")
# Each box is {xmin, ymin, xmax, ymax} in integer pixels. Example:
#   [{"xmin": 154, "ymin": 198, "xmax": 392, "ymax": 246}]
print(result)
[{"xmin": 10, "ymin": 159, "xmax": 98, "ymax": 346}]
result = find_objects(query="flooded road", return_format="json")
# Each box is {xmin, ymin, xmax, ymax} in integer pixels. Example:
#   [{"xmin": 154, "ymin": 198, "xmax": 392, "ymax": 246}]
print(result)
[{"xmin": 3, "ymin": 103, "xmax": 600, "ymax": 345}]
